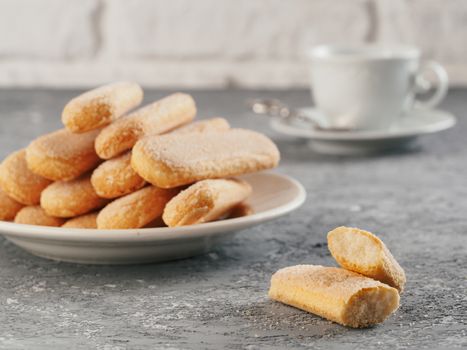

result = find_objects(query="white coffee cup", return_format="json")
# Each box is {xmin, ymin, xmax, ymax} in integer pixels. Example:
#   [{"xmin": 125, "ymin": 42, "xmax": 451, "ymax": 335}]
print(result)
[{"xmin": 307, "ymin": 45, "xmax": 449, "ymax": 130}]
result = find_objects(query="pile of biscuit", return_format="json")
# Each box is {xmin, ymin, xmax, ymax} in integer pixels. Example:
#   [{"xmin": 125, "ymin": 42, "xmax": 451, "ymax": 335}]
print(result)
[
  {"xmin": 269, "ymin": 227, "xmax": 406, "ymax": 328},
  {"xmin": 0, "ymin": 82, "xmax": 280, "ymax": 229}
]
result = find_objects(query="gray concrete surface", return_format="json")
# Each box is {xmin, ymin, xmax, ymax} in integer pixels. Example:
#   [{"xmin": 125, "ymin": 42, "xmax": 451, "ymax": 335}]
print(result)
[{"xmin": 0, "ymin": 89, "xmax": 466, "ymax": 349}]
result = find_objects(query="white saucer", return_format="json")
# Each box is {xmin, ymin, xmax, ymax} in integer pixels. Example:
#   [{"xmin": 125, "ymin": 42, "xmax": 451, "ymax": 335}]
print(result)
[
  {"xmin": 270, "ymin": 108, "xmax": 456, "ymax": 155},
  {"xmin": 0, "ymin": 172, "xmax": 306, "ymax": 265}
]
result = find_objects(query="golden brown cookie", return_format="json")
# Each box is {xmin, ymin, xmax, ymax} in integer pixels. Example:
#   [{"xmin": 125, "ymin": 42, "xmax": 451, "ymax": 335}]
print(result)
[
  {"xmin": 95, "ymin": 93, "xmax": 196, "ymax": 159},
  {"xmin": 131, "ymin": 129, "xmax": 280, "ymax": 188},
  {"xmin": 97, "ymin": 186, "xmax": 179, "ymax": 229},
  {"xmin": 327, "ymin": 226, "xmax": 407, "ymax": 292},
  {"xmin": 0, "ymin": 149, "xmax": 52, "ymax": 205},
  {"xmin": 26, "ymin": 128, "xmax": 101, "ymax": 181},
  {"xmin": 62, "ymin": 212, "xmax": 98, "ymax": 229},
  {"xmin": 62, "ymin": 82, "xmax": 143, "ymax": 133},
  {"xmin": 14, "ymin": 206, "xmax": 65, "ymax": 227},
  {"xmin": 91, "ymin": 152, "xmax": 145, "ymax": 199},
  {"xmin": 40, "ymin": 174, "xmax": 108, "ymax": 218},
  {"xmin": 0, "ymin": 188, "xmax": 24, "ymax": 221},
  {"xmin": 269, "ymin": 265, "xmax": 400, "ymax": 328},
  {"xmin": 162, "ymin": 179, "xmax": 252, "ymax": 227}
]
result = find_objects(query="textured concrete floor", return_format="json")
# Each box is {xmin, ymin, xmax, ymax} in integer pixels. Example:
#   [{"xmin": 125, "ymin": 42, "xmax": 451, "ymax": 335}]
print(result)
[{"xmin": 0, "ymin": 89, "xmax": 466, "ymax": 349}]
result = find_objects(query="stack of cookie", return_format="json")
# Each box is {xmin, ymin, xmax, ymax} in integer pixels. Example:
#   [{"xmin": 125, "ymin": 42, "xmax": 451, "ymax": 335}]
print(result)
[{"xmin": 0, "ymin": 82, "xmax": 280, "ymax": 229}]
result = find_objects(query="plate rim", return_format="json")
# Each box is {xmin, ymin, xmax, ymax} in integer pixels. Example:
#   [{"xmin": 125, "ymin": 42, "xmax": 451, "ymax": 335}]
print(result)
[
  {"xmin": 0, "ymin": 172, "xmax": 306, "ymax": 243},
  {"xmin": 270, "ymin": 107, "xmax": 456, "ymax": 141}
]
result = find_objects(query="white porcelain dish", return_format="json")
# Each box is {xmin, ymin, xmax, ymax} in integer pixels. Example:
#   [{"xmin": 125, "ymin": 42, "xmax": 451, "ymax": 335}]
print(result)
[
  {"xmin": 0, "ymin": 172, "xmax": 306, "ymax": 265},
  {"xmin": 270, "ymin": 107, "xmax": 456, "ymax": 155}
]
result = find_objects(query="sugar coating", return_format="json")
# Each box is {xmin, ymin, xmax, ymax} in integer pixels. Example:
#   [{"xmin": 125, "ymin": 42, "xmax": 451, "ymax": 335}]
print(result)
[
  {"xmin": 62, "ymin": 212, "xmax": 98, "ymax": 229},
  {"xmin": 14, "ymin": 206, "xmax": 65, "ymax": 227},
  {"xmin": 162, "ymin": 178, "xmax": 252, "ymax": 227},
  {"xmin": 91, "ymin": 152, "xmax": 145, "ymax": 198},
  {"xmin": 0, "ymin": 149, "xmax": 52, "ymax": 205},
  {"xmin": 0, "ymin": 188, "xmax": 24, "ymax": 221},
  {"xmin": 97, "ymin": 186, "xmax": 179, "ymax": 229},
  {"xmin": 62, "ymin": 82, "xmax": 143, "ymax": 133},
  {"xmin": 131, "ymin": 128, "xmax": 280, "ymax": 188},
  {"xmin": 26, "ymin": 128, "xmax": 101, "ymax": 181},
  {"xmin": 95, "ymin": 93, "xmax": 196, "ymax": 159},
  {"xmin": 272, "ymin": 265, "xmax": 382, "ymax": 295},
  {"xmin": 40, "ymin": 174, "xmax": 108, "ymax": 218}
]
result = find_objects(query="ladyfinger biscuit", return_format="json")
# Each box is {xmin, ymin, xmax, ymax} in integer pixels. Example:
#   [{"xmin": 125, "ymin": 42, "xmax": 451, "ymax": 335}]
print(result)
[
  {"xmin": 97, "ymin": 186, "xmax": 179, "ymax": 229},
  {"xmin": 62, "ymin": 212, "xmax": 98, "ymax": 229},
  {"xmin": 327, "ymin": 226, "xmax": 406, "ymax": 292},
  {"xmin": 26, "ymin": 128, "xmax": 101, "ymax": 181},
  {"xmin": 269, "ymin": 265, "xmax": 400, "ymax": 328},
  {"xmin": 40, "ymin": 174, "xmax": 108, "ymax": 218},
  {"xmin": 91, "ymin": 152, "xmax": 145, "ymax": 199},
  {"xmin": 132, "ymin": 129, "xmax": 280, "ymax": 188},
  {"xmin": 62, "ymin": 82, "xmax": 143, "ymax": 133},
  {"xmin": 14, "ymin": 206, "xmax": 65, "ymax": 227},
  {"xmin": 95, "ymin": 93, "xmax": 196, "ymax": 159},
  {"xmin": 0, "ymin": 150, "xmax": 52, "ymax": 205},
  {"xmin": 171, "ymin": 117, "xmax": 230, "ymax": 134},
  {"xmin": 0, "ymin": 188, "xmax": 24, "ymax": 221},
  {"xmin": 162, "ymin": 179, "xmax": 252, "ymax": 227}
]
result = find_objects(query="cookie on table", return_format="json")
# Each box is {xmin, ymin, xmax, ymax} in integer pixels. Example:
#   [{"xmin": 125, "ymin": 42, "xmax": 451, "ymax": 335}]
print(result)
[
  {"xmin": 269, "ymin": 265, "xmax": 400, "ymax": 328},
  {"xmin": 327, "ymin": 226, "xmax": 406, "ymax": 292}
]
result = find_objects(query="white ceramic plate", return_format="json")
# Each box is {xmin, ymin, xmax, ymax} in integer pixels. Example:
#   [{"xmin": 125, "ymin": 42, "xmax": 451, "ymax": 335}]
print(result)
[
  {"xmin": 0, "ymin": 172, "xmax": 306, "ymax": 265},
  {"xmin": 271, "ymin": 107, "xmax": 456, "ymax": 155}
]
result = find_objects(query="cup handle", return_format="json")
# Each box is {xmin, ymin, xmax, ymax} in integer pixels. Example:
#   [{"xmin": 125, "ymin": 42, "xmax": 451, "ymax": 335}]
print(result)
[{"xmin": 414, "ymin": 60, "xmax": 449, "ymax": 109}]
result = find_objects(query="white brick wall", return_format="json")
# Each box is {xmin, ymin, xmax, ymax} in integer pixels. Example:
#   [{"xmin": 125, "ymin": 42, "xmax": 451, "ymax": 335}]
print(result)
[
  {"xmin": 0, "ymin": 0, "xmax": 98, "ymax": 59},
  {"xmin": 0, "ymin": 0, "xmax": 465, "ymax": 88}
]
